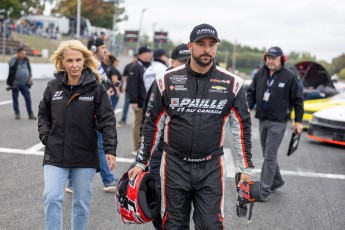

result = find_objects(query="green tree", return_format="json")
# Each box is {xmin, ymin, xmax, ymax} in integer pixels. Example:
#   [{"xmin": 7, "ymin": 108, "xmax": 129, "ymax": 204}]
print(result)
[
  {"xmin": 332, "ymin": 54, "xmax": 345, "ymax": 73},
  {"xmin": 338, "ymin": 68, "xmax": 345, "ymax": 80},
  {"xmin": 0, "ymin": 0, "xmax": 45, "ymax": 18},
  {"xmin": 51, "ymin": 0, "xmax": 127, "ymax": 29}
]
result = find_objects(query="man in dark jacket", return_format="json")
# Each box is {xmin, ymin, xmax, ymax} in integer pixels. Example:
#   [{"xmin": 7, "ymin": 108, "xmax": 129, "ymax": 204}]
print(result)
[
  {"xmin": 7, "ymin": 47, "xmax": 36, "ymax": 120},
  {"xmin": 129, "ymin": 24, "xmax": 253, "ymax": 229},
  {"xmin": 246, "ymin": 46, "xmax": 304, "ymax": 201},
  {"xmin": 126, "ymin": 46, "xmax": 152, "ymax": 155}
]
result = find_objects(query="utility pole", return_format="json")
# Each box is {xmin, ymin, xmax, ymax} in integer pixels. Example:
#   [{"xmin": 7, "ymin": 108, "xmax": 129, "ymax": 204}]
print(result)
[
  {"xmin": 232, "ymin": 39, "xmax": 237, "ymax": 71},
  {"xmin": 151, "ymin": 22, "xmax": 156, "ymax": 49},
  {"xmin": 76, "ymin": 0, "xmax": 81, "ymax": 38},
  {"xmin": 136, "ymin": 8, "xmax": 147, "ymax": 52}
]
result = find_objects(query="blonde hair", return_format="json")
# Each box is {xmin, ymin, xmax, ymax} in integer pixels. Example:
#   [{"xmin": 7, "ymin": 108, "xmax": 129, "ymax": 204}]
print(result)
[{"xmin": 50, "ymin": 40, "xmax": 100, "ymax": 81}]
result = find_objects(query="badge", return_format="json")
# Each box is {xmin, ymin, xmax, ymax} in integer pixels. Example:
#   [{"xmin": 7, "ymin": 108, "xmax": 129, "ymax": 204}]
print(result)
[{"xmin": 263, "ymin": 92, "xmax": 270, "ymax": 101}]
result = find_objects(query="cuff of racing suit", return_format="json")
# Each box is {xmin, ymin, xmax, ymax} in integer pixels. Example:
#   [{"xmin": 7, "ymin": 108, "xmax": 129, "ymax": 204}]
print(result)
[
  {"xmin": 239, "ymin": 167, "xmax": 253, "ymax": 176},
  {"xmin": 135, "ymin": 162, "xmax": 146, "ymax": 171}
]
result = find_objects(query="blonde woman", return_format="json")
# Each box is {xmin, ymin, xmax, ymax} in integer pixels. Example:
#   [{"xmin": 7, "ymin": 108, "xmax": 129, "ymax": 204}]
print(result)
[{"xmin": 38, "ymin": 40, "xmax": 117, "ymax": 230}]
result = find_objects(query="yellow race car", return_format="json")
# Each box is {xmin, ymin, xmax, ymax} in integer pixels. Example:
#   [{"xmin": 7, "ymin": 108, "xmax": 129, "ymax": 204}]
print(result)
[
  {"xmin": 291, "ymin": 93, "xmax": 345, "ymax": 128},
  {"xmin": 290, "ymin": 61, "xmax": 344, "ymax": 128}
]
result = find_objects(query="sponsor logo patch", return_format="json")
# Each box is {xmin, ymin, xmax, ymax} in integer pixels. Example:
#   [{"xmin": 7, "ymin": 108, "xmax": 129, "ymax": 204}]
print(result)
[
  {"xmin": 52, "ymin": 91, "xmax": 63, "ymax": 100},
  {"xmin": 79, "ymin": 96, "xmax": 94, "ymax": 101},
  {"xmin": 210, "ymin": 79, "xmax": 231, "ymax": 84},
  {"xmin": 170, "ymin": 75, "xmax": 187, "ymax": 84},
  {"xmin": 209, "ymin": 85, "xmax": 228, "ymax": 94}
]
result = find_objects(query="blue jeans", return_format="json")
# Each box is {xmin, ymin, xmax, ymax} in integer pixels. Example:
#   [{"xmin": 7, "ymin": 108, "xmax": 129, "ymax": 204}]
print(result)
[
  {"xmin": 68, "ymin": 132, "xmax": 115, "ymax": 187},
  {"xmin": 110, "ymin": 94, "xmax": 119, "ymax": 110},
  {"xmin": 12, "ymin": 84, "xmax": 33, "ymax": 115},
  {"xmin": 43, "ymin": 165, "xmax": 96, "ymax": 230},
  {"xmin": 98, "ymin": 132, "xmax": 116, "ymax": 185},
  {"xmin": 121, "ymin": 92, "xmax": 130, "ymax": 121}
]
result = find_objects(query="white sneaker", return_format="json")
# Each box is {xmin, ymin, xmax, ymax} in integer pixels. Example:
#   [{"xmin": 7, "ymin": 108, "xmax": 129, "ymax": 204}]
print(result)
[
  {"xmin": 103, "ymin": 182, "xmax": 117, "ymax": 193},
  {"xmin": 132, "ymin": 150, "xmax": 137, "ymax": 156},
  {"xmin": 116, "ymin": 122, "xmax": 122, "ymax": 128},
  {"xmin": 65, "ymin": 186, "xmax": 73, "ymax": 193}
]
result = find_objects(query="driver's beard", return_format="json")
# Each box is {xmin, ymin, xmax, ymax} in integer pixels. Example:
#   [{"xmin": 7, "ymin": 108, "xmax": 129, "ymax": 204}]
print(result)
[{"xmin": 192, "ymin": 54, "xmax": 214, "ymax": 67}]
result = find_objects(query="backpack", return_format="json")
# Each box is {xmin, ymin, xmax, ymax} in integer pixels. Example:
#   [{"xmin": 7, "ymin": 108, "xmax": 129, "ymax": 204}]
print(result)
[{"xmin": 7, "ymin": 59, "xmax": 19, "ymax": 86}]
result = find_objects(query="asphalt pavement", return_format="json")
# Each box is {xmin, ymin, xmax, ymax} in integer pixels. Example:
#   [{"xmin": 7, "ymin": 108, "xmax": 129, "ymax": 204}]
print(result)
[{"xmin": 0, "ymin": 76, "xmax": 345, "ymax": 229}]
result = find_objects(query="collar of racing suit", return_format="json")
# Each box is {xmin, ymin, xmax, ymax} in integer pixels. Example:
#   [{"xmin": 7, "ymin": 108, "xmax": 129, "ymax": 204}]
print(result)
[{"xmin": 185, "ymin": 60, "xmax": 216, "ymax": 78}]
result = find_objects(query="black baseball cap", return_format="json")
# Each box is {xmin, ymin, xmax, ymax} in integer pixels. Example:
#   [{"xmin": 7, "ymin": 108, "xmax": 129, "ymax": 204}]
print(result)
[
  {"xmin": 171, "ymin": 43, "xmax": 190, "ymax": 61},
  {"xmin": 190, "ymin": 23, "xmax": 220, "ymax": 43},
  {"xmin": 266, "ymin": 47, "xmax": 284, "ymax": 57},
  {"xmin": 138, "ymin": 46, "xmax": 152, "ymax": 55},
  {"xmin": 153, "ymin": 49, "xmax": 167, "ymax": 59},
  {"xmin": 87, "ymin": 37, "xmax": 104, "ymax": 50}
]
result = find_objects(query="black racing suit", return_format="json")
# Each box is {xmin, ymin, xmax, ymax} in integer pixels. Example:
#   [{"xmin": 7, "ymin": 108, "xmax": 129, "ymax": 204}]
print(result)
[{"xmin": 135, "ymin": 61, "xmax": 253, "ymax": 229}]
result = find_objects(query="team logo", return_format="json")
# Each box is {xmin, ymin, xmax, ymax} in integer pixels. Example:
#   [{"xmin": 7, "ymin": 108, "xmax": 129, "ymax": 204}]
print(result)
[
  {"xmin": 52, "ymin": 91, "xmax": 63, "ymax": 100},
  {"xmin": 210, "ymin": 79, "xmax": 231, "ymax": 84},
  {"xmin": 169, "ymin": 98, "xmax": 179, "ymax": 109},
  {"xmin": 209, "ymin": 85, "xmax": 228, "ymax": 94},
  {"xmin": 169, "ymin": 85, "xmax": 175, "ymax": 91},
  {"xmin": 234, "ymin": 82, "xmax": 239, "ymax": 93},
  {"xmin": 158, "ymin": 79, "xmax": 163, "ymax": 89},
  {"xmin": 170, "ymin": 75, "xmax": 187, "ymax": 84},
  {"xmin": 79, "ymin": 96, "xmax": 94, "ymax": 101},
  {"xmin": 174, "ymin": 85, "xmax": 187, "ymax": 91},
  {"xmin": 211, "ymin": 86, "xmax": 227, "ymax": 91}
]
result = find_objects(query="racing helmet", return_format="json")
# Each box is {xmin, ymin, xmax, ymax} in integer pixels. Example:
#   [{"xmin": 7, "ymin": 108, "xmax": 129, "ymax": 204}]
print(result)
[{"xmin": 115, "ymin": 171, "xmax": 160, "ymax": 224}]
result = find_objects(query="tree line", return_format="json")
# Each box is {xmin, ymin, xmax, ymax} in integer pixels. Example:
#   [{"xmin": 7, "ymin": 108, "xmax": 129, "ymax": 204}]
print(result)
[{"xmin": 1, "ymin": 0, "xmax": 344, "ymax": 78}]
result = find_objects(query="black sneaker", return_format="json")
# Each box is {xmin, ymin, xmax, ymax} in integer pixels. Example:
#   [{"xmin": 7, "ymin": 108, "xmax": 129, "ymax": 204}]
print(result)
[
  {"xmin": 271, "ymin": 180, "xmax": 285, "ymax": 193},
  {"xmin": 29, "ymin": 114, "xmax": 37, "ymax": 120},
  {"xmin": 15, "ymin": 114, "xmax": 20, "ymax": 120}
]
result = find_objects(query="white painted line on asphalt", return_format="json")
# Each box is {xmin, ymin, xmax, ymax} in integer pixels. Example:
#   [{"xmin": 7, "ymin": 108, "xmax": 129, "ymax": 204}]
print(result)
[
  {"xmin": 0, "ymin": 100, "xmax": 12, "ymax": 105},
  {"xmin": 0, "ymin": 147, "xmax": 135, "ymax": 164},
  {"xmin": 2, "ymin": 146, "xmax": 345, "ymax": 180},
  {"xmin": 223, "ymin": 148, "xmax": 236, "ymax": 178},
  {"xmin": 252, "ymin": 169, "xmax": 345, "ymax": 180},
  {"xmin": 0, "ymin": 147, "xmax": 44, "ymax": 156},
  {"xmin": 25, "ymin": 143, "xmax": 44, "ymax": 152}
]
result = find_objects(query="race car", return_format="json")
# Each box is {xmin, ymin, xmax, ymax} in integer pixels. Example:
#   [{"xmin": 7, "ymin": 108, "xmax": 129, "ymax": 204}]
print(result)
[
  {"xmin": 294, "ymin": 92, "xmax": 345, "ymax": 128},
  {"xmin": 307, "ymin": 106, "xmax": 345, "ymax": 146}
]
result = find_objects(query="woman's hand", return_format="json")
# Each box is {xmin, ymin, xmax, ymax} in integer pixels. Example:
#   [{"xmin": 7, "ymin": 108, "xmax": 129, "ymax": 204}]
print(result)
[{"xmin": 106, "ymin": 153, "xmax": 116, "ymax": 171}]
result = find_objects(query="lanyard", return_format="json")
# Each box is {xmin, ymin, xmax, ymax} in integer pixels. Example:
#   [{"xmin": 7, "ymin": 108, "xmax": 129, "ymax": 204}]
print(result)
[{"xmin": 266, "ymin": 76, "xmax": 274, "ymax": 93}]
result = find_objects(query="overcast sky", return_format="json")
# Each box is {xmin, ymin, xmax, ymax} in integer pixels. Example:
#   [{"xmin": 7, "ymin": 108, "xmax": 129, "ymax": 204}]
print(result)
[{"xmin": 115, "ymin": 0, "xmax": 345, "ymax": 62}]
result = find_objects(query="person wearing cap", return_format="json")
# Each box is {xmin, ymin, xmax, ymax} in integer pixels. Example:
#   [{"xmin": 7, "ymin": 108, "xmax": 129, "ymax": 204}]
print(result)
[
  {"xmin": 119, "ymin": 54, "xmax": 138, "ymax": 124},
  {"xmin": 127, "ymin": 46, "xmax": 152, "ymax": 156},
  {"xmin": 143, "ymin": 49, "xmax": 168, "ymax": 92},
  {"xmin": 170, "ymin": 43, "xmax": 190, "ymax": 67},
  {"xmin": 246, "ymin": 46, "xmax": 304, "ymax": 201},
  {"xmin": 138, "ymin": 45, "xmax": 189, "ymax": 230},
  {"xmin": 129, "ymin": 23, "xmax": 253, "ymax": 229},
  {"xmin": 86, "ymin": 37, "xmax": 112, "ymax": 93}
]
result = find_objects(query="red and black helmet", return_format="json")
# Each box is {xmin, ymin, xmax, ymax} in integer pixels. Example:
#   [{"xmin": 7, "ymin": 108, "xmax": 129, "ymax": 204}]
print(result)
[{"xmin": 115, "ymin": 171, "xmax": 160, "ymax": 224}]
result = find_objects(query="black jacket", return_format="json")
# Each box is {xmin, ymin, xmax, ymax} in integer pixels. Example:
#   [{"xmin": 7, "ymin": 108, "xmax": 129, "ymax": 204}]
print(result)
[
  {"xmin": 126, "ymin": 59, "xmax": 151, "ymax": 108},
  {"xmin": 38, "ymin": 69, "xmax": 117, "ymax": 170},
  {"xmin": 247, "ymin": 66, "xmax": 304, "ymax": 123},
  {"xmin": 136, "ymin": 61, "xmax": 253, "ymax": 173}
]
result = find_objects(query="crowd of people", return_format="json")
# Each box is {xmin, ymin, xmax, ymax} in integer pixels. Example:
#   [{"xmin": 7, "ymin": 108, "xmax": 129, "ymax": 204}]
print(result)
[{"xmin": 6, "ymin": 22, "xmax": 305, "ymax": 229}]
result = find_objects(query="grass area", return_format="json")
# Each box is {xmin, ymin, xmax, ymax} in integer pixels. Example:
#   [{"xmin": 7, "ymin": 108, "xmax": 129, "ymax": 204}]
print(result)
[{"xmin": 9, "ymin": 32, "xmax": 88, "ymax": 63}]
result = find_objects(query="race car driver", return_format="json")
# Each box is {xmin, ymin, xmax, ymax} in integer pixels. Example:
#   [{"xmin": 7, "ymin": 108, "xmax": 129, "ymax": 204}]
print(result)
[{"xmin": 129, "ymin": 23, "xmax": 253, "ymax": 229}]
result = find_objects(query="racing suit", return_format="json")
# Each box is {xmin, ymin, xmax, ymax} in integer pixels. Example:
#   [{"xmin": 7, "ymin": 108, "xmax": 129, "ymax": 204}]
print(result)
[{"xmin": 135, "ymin": 61, "xmax": 253, "ymax": 229}]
